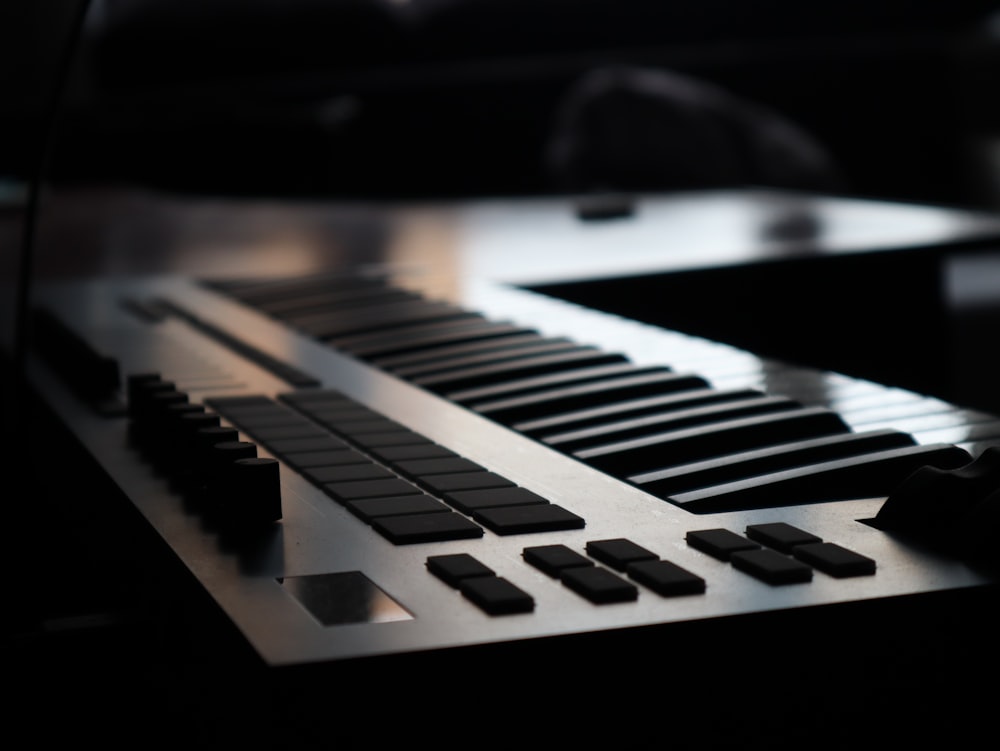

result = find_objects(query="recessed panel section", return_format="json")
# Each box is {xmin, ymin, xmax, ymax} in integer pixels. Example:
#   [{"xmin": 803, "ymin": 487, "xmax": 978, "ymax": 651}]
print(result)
[{"xmin": 279, "ymin": 571, "xmax": 412, "ymax": 626}]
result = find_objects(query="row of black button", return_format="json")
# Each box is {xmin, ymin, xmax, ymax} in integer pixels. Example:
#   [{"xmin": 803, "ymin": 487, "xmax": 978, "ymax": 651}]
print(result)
[
  {"xmin": 205, "ymin": 390, "xmax": 585, "ymax": 544},
  {"xmin": 428, "ymin": 522, "xmax": 874, "ymax": 616},
  {"xmin": 687, "ymin": 522, "xmax": 876, "ymax": 583}
]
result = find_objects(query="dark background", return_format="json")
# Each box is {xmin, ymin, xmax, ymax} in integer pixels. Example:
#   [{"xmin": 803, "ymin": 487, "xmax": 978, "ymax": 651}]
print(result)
[{"xmin": 4, "ymin": 1, "xmax": 1000, "ymax": 206}]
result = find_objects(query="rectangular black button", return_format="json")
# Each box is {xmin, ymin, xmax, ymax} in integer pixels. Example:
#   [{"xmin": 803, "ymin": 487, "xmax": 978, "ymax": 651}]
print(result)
[
  {"xmin": 426, "ymin": 553, "xmax": 495, "ymax": 587},
  {"xmin": 626, "ymin": 559, "xmax": 706, "ymax": 596},
  {"xmin": 560, "ymin": 566, "xmax": 638, "ymax": 603},
  {"xmin": 346, "ymin": 495, "xmax": 451, "ymax": 523},
  {"xmin": 730, "ymin": 548, "xmax": 813, "ymax": 584},
  {"xmin": 585, "ymin": 538, "xmax": 658, "ymax": 571},
  {"xmin": 792, "ymin": 542, "xmax": 876, "ymax": 577},
  {"xmin": 459, "ymin": 576, "xmax": 535, "ymax": 614},
  {"xmin": 371, "ymin": 512, "xmax": 484, "ymax": 544},
  {"xmin": 522, "ymin": 544, "xmax": 594, "ymax": 577},
  {"xmin": 443, "ymin": 486, "xmax": 548, "ymax": 514},
  {"xmin": 473, "ymin": 504, "xmax": 585, "ymax": 535},
  {"xmin": 686, "ymin": 529, "xmax": 760, "ymax": 561}
]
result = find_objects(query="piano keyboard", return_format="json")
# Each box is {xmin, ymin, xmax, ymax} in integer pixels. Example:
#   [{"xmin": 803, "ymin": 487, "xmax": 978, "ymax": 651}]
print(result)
[{"xmin": 27, "ymin": 263, "xmax": 1000, "ymax": 668}]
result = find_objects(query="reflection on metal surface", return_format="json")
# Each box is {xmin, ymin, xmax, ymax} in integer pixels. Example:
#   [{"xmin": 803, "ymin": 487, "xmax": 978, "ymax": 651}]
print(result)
[{"xmin": 280, "ymin": 571, "xmax": 412, "ymax": 626}]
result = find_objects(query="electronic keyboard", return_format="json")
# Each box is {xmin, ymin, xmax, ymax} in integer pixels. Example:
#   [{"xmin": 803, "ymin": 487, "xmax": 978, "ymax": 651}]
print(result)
[{"xmin": 24, "ymin": 194, "xmax": 1000, "ymax": 674}]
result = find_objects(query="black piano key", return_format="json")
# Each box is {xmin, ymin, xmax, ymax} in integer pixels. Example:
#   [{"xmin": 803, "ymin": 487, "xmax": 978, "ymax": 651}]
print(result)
[
  {"xmin": 629, "ymin": 429, "xmax": 918, "ymax": 498},
  {"xmin": 254, "ymin": 287, "xmax": 420, "ymax": 317},
  {"xmin": 668, "ymin": 443, "xmax": 972, "ymax": 512},
  {"xmin": 372, "ymin": 331, "xmax": 552, "ymax": 370},
  {"xmin": 446, "ymin": 362, "xmax": 642, "ymax": 405},
  {"xmin": 512, "ymin": 387, "xmax": 767, "ymax": 436},
  {"xmin": 279, "ymin": 293, "xmax": 443, "ymax": 331},
  {"xmin": 390, "ymin": 338, "xmax": 584, "ymax": 379},
  {"xmin": 411, "ymin": 347, "xmax": 630, "ymax": 393},
  {"xmin": 474, "ymin": 370, "xmax": 712, "ymax": 426},
  {"xmin": 541, "ymin": 395, "xmax": 801, "ymax": 453},
  {"xmin": 335, "ymin": 317, "xmax": 525, "ymax": 359},
  {"xmin": 210, "ymin": 273, "xmax": 391, "ymax": 306},
  {"xmin": 294, "ymin": 299, "xmax": 478, "ymax": 340},
  {"xmin": 574, "ymin": 407, "xmax": 851, "ymax": 477}
]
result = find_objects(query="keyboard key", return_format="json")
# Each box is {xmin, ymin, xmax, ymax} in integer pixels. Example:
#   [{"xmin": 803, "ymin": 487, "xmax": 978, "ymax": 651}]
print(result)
[
  {"xmin": 542, "ymin": 396, "xmax": 800, "ymax": 453},
  {"xmin": 745, "ymin": 522, "xmax": 822, "ymax": 554},
  {"xmin": 792, "ymin": 542, "xmax": 876, "ymax": 577},
  {"xmin": 346, "ymin": 494, "xmax": 451, "ymax": 523},
  {"xmin": 730, "ymin": 548, "xmax": 813, "ymax": 584},
  {"xmin": 447, "ymin": 362, "xmax": 640, "ymax": 405},
  {"xmin": 419, "ymin": 471, "xmax": 516, "ymax": 494},
  {"xmin": 667, "ymin": 443, "xmax": 972, "ymax": 512},
  {"xmin": 266, "ymin": 435, "xmax": 351, "ymax": 457},
  {"xmin": 339, "ymin": 317, "xmax": 516, "ymax": 359},
  {"xmin": 303, "ymin": 463, "xmax": 396, "ymax": 484},
  {"xmin": 391, "ymin": 338, "xmax": 582, "ymax": 379},
  {"xmin": 332, "ymin": 418, "xmax": 409, "ymax": 436},
  {"xmin": 241, "ymin": 423, "xmax": 329, "ymax": 441},
  {"xmin": 350, "ymin": 430, "xmax": 428, "ymax": 448},
  {"xmin": 426, "ymin": 553, "xmax": 495, "ymax": 587},
  {"xmin": 585, "ymin": 538, "xmax": 659, "ymax": 571},
  {"xmin": 371, "ymin": 512, "xmax": 484, "ymax": 544},
  {"xmin": 522, "ymin": 544, "xmax": 594, "ymax": 577},
  {"xmin": 512, "ymin": 387, "xmax": 765, "ymax": 436},
  {"xmin": 324, "ymin": 477, "xmax": 424, "ymax": 502},
  {"xmin": 473, "ymin": 504, "xmax": 585, "ymax": 535},
  {"xmin": 626, "ymin": 559, "xmax": 707, "ymax": 596},
  {"xmin": 686, "ymin": 528, "xmax": 760, "ymax": 561},
  {"xmin": 575, "ymin": 407, "xmax": 850, "ymax": 477},
  {"xmin": 367, "ymin": 444, "xmax": 459, "ymax": 462},
  {"xmin": 413, "ymin": 348, "xmax": 629, "ymax": 393},
  {"xmin": 442, "ymin": 486, "xmax": 549, "ymax": 514},
  {"xmin": 459, "ymin": 576, "xmax": 535, "ymax": 615},
  {"xmin": 298, "ymin": 299, "xmax": 475, "ymax": 340},
  {"xmin": 475, "ymin": 370, "xmax": 710, "ymax": 425},
  {"xmin": 281, "ymin": 448, "xmax": 368, "ymax": 469},
  {"xmin": 375, "ymin": 331, "xmax": 553, "ymax": 371},
  {"xmin": 560, "ymin": 566, "xmax": 638, "ymax": 603},
  {"xmin": 629, "ymin": 429, "xmax": 917, "ymax": 498},
  {"xmin": 393, "ymin": 456, "xmax": 485, "ymax": 478}
]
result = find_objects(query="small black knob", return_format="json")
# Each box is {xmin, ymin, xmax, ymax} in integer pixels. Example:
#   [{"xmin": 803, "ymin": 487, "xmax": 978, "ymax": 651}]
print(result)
[{"xmin": 221, "ymin": 457, "xmax": 283, "ymax": 529}]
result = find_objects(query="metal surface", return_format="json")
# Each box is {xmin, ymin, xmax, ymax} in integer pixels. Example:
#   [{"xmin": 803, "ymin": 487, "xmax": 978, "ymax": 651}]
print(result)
[{"xmin": 28, "ymin": 189, "xmax": 1000, "ymax": 667}]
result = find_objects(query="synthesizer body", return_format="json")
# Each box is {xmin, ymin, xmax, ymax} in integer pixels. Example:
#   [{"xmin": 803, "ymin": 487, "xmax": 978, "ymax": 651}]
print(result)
[{"xmin": 22, "ymin": 190, "xmax": 1000, "ymax": 673}]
